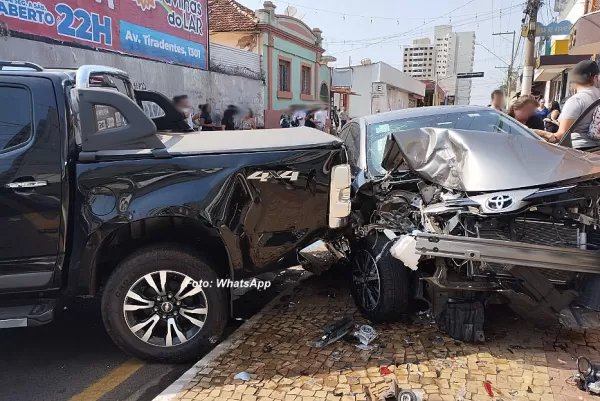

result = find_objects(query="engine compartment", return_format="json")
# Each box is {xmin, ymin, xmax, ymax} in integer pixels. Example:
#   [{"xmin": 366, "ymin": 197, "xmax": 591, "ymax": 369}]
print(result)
[{"xmin": 348, "ymin": 171, "xmax": 600, "ymax": 334}]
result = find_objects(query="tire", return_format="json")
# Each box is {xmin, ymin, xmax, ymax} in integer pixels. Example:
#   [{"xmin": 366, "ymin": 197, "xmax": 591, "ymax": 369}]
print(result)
[
  {"xmin": 101, "ymin": 243, "xmax": 228, "ymax": 363},
  {"xmin": 350, "ymin": 234, "xmax": 410, "ymax": 323}
]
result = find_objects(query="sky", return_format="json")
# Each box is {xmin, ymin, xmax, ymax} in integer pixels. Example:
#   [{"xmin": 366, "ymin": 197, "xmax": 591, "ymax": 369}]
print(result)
[{"xmin": 242, "ymin": 0, "xmax": 559, "ymax": 105}]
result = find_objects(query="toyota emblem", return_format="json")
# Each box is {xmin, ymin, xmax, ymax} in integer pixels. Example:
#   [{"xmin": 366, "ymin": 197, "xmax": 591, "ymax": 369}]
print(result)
[{"xmin": 486, "ymin": 194, "xmax": 514, "ymax": 210}]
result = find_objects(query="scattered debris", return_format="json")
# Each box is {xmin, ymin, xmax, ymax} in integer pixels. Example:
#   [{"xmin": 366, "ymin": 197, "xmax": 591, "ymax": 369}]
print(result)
[
  {"xmin": 233, "ymin": 372, "xmax": 251, "ymax": 381},
  {"xmin": 379, "ymin": 366, "xmax": 392, "ymax": 375},
  {"xmin": 506, "ymin": 348, "xmax": 514, "ymax": 354},
  {"xmin": 374, "ymin": 379, "xmax": 420, "ymax": 401},
  {"xmin": 508, "ymin": 390, "xmax": 518, "ymax": 397},
  {"xmin": 576, "ymin": 356, "xmax": 600, "ymax": 395},
  {"xmin": 527, "ymin": 386, "xmax": 533, "ymax": 393},
  {"xmin": 354, "ymin": 325, "xmax": 378, "ymax": 345},
  {"xmin": 483, "ymin": 381, "xmax": 494, "ymax": 397},
  {"xmin": 329, "ymin": 351, "xmax": 343, "ymax": 361},
  {"xmin": 262, "ymin": 343, "xmax": 273, "ymax": 353},
  {"xmin": 403, "ymin": 337, "xmax": 415, "ymax": 347},
  {"xmin": 333, "ymin": 389, "xmax": 344, "ymax": 396},
  {"xmin": 557, "ymin": 358, "xmax": 567, "ymax": 365},
  {"xmin": 356, "ymin": 344, "xmax": 374, "ymax": 351},
  {"xmin": 431, "ymin": 336, "xmax": 445, "ymax": 347},
  {"xmin": 307, "ymin": 316, "xmax": 354, "ymax": 348},
  {"xmin": 509, "ymin": 344, "xmax": 524, "ymax": 350}
]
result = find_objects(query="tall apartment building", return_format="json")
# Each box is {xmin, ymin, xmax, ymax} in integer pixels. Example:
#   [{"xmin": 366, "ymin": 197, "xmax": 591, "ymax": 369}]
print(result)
[
  {"xmin": 402, "ymin": 38, "xmax": 436, "ymax": 80},
  {"xmin": 434, "ymin": 25, "xmax": 476, "ymax": 105}
]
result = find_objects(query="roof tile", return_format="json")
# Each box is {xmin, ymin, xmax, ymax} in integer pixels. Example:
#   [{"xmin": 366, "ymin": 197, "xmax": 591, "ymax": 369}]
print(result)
[{"xmin": 208, "ymin": 0, "xmax": 257, "ymax": 32}]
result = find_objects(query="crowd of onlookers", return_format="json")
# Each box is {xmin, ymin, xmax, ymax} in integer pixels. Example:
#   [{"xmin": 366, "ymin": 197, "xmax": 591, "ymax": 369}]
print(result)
[
  {"xmin": 490, "ymin": 60, "xmax": 600, "ymax": 150},
  {"xmin": 171, "ymin": 95, "xmax": 257, "ymax": 131}
]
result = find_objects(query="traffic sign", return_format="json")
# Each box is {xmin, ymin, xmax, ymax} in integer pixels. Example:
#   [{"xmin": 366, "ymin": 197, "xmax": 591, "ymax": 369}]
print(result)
[{"xmin": 456, "ymin": 72, "xmax": 485, "ymax": 79}]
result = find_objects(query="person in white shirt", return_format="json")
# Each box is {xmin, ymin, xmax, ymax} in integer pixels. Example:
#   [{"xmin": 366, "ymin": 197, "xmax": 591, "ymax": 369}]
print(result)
[
  {"xmin": 315, "ymin": 109, "xmax": 327, "ymax": 131},
  {"xmin": 292, "ymin": 109, "xmax": 306, "ymax": 127}
]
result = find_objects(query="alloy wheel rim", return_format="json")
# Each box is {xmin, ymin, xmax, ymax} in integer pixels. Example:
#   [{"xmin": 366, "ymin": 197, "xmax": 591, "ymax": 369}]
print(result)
[
  {"xmin": 352, "ymin": 249, "xmax": 381, "ymax": 312},
  {"xmin": 123, "ymin": 270, "xmax": 208, "ymax": 347}
]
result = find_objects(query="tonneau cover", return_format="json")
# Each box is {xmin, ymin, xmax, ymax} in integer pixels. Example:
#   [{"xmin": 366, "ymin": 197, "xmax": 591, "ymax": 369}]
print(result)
[
  {"xmin": 161, "ymin": 126, "xmax": 341, "ymax": 155},
  {"xmin": 91, "ymin": 126, "xmax": 342, "ymax": 158}
]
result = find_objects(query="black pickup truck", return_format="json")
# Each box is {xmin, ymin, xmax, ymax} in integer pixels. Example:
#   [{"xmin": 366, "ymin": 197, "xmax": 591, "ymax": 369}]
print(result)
[{"xmin": 0, "ymin": 62, "xmax": 351, "ymax": 362}]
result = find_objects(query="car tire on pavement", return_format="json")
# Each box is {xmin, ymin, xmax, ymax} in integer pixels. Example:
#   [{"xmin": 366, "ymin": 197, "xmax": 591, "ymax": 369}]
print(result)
[
  {"xmin": 101, "ymin": 243, "xmax": 228, "ymax": 363},
  {"xmin": 350, "ymin": 234, "xmax": 410, "ymax": 323}
]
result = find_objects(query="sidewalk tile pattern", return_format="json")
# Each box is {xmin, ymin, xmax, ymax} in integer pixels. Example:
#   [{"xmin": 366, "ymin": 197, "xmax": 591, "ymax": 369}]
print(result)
[{"xmin": 171, "ymin": 277, "xmax": 600, "ymax": 401}]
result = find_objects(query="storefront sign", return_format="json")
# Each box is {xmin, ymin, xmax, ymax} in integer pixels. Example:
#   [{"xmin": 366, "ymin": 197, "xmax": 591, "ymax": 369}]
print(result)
[
  {"xmin": 0, "ymin": 0, "xmax": 208, "ymax": 69},
  {"xmin": 535, "ymin": 21, "xmax": 573, "ymax": 37}
]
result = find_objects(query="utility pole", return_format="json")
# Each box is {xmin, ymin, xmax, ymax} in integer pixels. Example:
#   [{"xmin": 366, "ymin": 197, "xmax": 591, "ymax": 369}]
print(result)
[
  {"xmin": 522, "ymin": 0, "xmax": 540, "ymax": 96},
  {"xmin": 493, "ymin": 31, "xmax": 516, "ymax": 104}
]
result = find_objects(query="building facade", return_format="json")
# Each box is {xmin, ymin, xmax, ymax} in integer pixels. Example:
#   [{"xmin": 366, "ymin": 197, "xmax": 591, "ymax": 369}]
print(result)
[
  {"xmin": 434, "ymin": 25, "xmax": 476, "ymax": 105},
  {"xmin": 403, "ymin": 39, "xmax": 437, "ymax": 80},
  {"xmin": 332, "ymin": 62, "xmax": 425, "ymax": 118},
  {"xmin": 209, "ymin": 0, "xmax": 334, "ymax": 128}
]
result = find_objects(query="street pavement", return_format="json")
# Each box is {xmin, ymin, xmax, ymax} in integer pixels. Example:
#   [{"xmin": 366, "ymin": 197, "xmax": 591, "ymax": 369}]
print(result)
[
  {"xmin": 0, "ymin": 269, "xmax": 305, "ymax": 401},
  {"xmin": 166, "ymin": 275, "xmax": 600, "ymax": 401}
]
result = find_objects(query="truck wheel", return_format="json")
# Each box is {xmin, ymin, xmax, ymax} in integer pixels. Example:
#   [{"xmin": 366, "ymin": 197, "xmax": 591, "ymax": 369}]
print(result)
[
  {"xmin": 350, "ymin": 235, "xmax": 410, "ymax": 323},
  {"xmin": 101, "ymin": 244, "xmax": 228, "ymax": 363}
]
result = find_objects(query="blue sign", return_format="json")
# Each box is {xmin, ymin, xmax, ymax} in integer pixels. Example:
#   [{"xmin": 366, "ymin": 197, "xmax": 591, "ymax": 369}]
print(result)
[
  {"xmin": 119, "ymin": 20, "xmax": 205, "ymax": 68},
  {"xmin": 537, "ymin": 20, "xmax": 573, "ymax": 37}
]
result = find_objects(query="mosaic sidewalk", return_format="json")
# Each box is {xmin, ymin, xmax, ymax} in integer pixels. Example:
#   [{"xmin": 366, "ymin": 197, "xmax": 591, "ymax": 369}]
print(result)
[{"xmin": 168, "ymin": 275, "xmax": 600, "ymax": 401}]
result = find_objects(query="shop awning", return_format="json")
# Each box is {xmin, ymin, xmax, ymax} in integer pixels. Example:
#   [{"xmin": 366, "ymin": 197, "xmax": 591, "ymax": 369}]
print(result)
[
  {"xmin": 534, "ymin": 54, "xmax": 592, "ymax": 81},
  {"xmin": 569, "ymin": 11, "xmax": 600, "ymax": 55}
]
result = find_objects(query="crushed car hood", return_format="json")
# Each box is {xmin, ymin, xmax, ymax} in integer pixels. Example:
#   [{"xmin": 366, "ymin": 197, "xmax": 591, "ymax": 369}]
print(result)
[{"xmin": 381, "ymin": 127, "xmax": 600, "ymax": 192}]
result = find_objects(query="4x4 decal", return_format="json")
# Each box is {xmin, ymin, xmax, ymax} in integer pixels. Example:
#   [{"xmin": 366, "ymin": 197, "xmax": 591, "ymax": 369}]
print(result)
[{"xmin": 247, "ymin": 171, "xmax": 299, "ymax": 182}]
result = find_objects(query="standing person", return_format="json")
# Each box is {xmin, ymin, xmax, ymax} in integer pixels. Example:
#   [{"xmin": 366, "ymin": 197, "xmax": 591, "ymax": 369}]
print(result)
[
  {"xmin": 292, "ymin": 108, "xmax": 306, "ymax": 127},
  {"xmin": 507, "ymin": 95, "xmax": 545, "ymax": 130},
  {"xmin": 194, "ymin": 104, "xmax": 216, "ymax": 131},
  {"xmin": 538, "ymin": 60, "xmax": 600, "ymax": 149},
  {"xmin": 543, "ymin": 101, "xmax": 561, "ymax": 133},
  {"xmin": 315, "ymin": 108, "xmax": 327, "ymax": 131},
  {"xmin": 241, "ymin": 110, "xmax": 256, "ymax": 130},
  {"xmin": 279, "ymin": 114, "xmax": 291, "ymax": 128},
  {"xmin": 536, "ymin": 98, "xmax": 550, "ymax": 118},
  {"xmin": 489, "ymin": 89, "xmax": 505, "ymax": 111},
  {"xmin": 173, "ymin": 95, "xmax": 194, "ymax": 129},
  {"xmin": 339, "ymin": 107, "xmax": 348, "ymax": 127},
  {"xmin": 332, "ymin": 106, "xmax": 340, "ymax": 128},
  {"xmin": 305, "ymin": 112, "xmax": 317, "ymax": 128},
  {"xmin": 221, "ymin": 104, "xmax": 238, "ymax": 131}
]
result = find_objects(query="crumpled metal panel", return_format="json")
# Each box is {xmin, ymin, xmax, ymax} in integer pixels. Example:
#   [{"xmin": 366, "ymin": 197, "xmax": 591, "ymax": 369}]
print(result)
[{"xmin": 388, "ymin": 127, "xmax": 600, "ymax": 192}]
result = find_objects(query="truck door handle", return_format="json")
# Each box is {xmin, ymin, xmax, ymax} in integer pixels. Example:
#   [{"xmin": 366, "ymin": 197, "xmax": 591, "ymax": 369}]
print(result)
[{"xmin": 5, "ymin": 180, "xmax": 48, "ymax": 189}]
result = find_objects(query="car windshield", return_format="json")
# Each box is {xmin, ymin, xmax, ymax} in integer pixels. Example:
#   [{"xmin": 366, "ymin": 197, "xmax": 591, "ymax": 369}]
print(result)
[{"xmin": 366, "ymin": 109, "xmax": 540, "ymax": 176}]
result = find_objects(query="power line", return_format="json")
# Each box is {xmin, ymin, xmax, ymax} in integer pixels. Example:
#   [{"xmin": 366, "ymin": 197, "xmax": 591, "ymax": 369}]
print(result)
[
  {"xmin": 325, "ymin": 2, "xmax": 525, "ymax": 45},
  {"xmin": 327, "ymin": 7, "xmax": 524, "ymax": 56}
]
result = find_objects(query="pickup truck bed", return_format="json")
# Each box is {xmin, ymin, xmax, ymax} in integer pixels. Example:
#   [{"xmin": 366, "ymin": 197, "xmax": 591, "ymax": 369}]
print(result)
[{"xmin": 90, "ymin": 127, "xmax": 342, "ymax": 159}]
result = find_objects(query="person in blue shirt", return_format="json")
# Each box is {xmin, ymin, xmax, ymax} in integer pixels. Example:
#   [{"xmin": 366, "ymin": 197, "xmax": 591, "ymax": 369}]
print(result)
[{"xmin": 536, "ymin": 98, "xmax": 549, "ymax": 118}]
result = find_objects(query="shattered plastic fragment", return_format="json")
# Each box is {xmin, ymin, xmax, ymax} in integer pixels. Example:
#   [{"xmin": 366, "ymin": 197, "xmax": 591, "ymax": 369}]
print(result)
[
  {"xmin": 379, "ymin": 366, "xmax": 392, "ymax": 375},
  {"xmin": 354, "ymin": 325, "xmax": 378, "ymax": 345},
  {"xmin": 483, "ymin": 381, "xmax": 493, "ymax": 397},
  {"xmin": 390, "ymin": 235, "xmax": 420, "ymax": 270},
  {"xmin": 234, "ymin": 372, "xmax": 251, "ymax": 381}
]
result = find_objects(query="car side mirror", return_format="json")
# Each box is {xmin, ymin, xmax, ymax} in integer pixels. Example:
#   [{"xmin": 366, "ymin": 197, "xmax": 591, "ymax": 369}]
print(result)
[{"xmin": 78, "ymin": 87, "xmax": 165, "ymax": 152}]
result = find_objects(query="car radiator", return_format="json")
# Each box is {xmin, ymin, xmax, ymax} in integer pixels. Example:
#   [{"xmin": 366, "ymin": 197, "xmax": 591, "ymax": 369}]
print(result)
[{"xmin": 476, "ymin": 218, "xmax": 582, "ymax": 282}]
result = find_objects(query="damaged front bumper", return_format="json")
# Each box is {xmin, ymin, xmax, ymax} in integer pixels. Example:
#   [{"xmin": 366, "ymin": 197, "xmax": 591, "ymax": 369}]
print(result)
[{"xmin": 413, "ymin": 232, "xmax": 600, "ymax": 274}]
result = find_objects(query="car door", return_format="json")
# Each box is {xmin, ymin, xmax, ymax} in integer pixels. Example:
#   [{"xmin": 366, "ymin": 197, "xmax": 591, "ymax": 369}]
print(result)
[{"xmin": 0, "ymin": 76, "xmax": 62, "ymax": 292}]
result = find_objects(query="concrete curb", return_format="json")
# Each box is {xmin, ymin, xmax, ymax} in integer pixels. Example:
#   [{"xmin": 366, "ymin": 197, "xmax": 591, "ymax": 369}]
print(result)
[{"xmin": 153, "ymin": 272, "xmax": 310, "ymax": 401}]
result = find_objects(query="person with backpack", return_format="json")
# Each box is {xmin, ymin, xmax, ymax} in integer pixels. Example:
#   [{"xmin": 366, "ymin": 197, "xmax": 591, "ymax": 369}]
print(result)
[{"xmin": 538, "ymin": 60, "xmax": 600, "ymax": 149}]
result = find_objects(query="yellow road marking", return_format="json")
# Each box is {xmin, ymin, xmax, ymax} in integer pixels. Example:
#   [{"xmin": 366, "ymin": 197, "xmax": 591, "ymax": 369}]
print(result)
[{"xmin": 68, "ymin": 358, "xmax": 145, "ymax": 401}]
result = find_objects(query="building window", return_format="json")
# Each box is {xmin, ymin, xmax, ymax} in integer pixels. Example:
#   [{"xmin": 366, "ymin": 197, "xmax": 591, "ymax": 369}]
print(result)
[
  {"xmin": 300, "ymin": 63, "xmax": 312, "ymax": 100},
  {"xmin": 278, "ymin": 57, "xmax": 292, "ymax": 99}
]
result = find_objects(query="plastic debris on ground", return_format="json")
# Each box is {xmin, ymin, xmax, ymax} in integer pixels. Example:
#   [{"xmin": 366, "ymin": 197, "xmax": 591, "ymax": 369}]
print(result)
[
  {"xmin": 306, "ymin": 316, "xmax": 354, "ymax": 348},
  {"xmin": 329, "ymin": 351, "xmax": 343, "ymax": 361},
  {"xmin": 233, "ymin": 372, "xmax": 251, "ymax": 381},
  {"xmin": 379, "ymin": 366, "xmax": 392, "ymax": 375},
  {"xmin": 354, "ymin": 325, "xmax": 378, "ymax": 345},
  {"xmin": 483, "ymin": 381, "xmax": 494, "ymax": 397}
]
